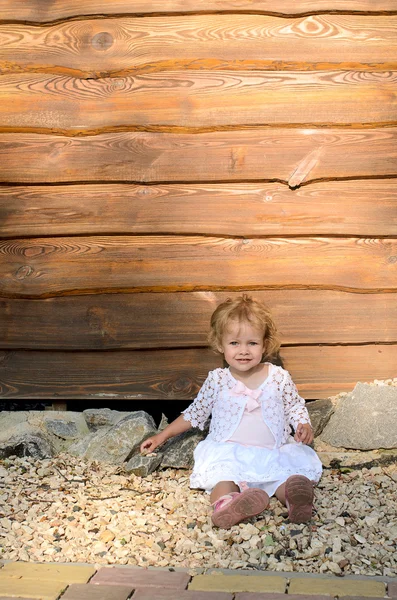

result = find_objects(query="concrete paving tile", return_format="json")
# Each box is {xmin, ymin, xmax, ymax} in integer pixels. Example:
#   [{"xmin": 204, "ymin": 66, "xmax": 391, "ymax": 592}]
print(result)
[
  {"xmin": 388, "ymin": 582, "xmax": 397, "ymax": 598},
  {"xmin": 289, "ymin": 578, "xmax": 386, "ymax": 598},
  {"xmin": 235, "ymin": 594, "xmax": 330, "ymax": 600},
  {"xmin": 1, "ymin": 562, "xmax": 95, "ymax": 584},
  {"xmin": 132, "ymin": 590, "xmax": 233, "ymax": 600},
  {"xmin": 0, "ymin": 576, "xmax": 67, "ymax": 600},
  {"xmin": 234, "ymin": 594, "xmax": 289, "ymax": 600},
  {"xmin": 90, "ymin": 567, "xmax": 190, "ymax": 589},
  {"xmin": 188, "ymin": 573, "xmax": 287, "ymax": 594},
  {"xmin": 340, "ymin": 597, "xmax": 393, "ymax": 600},
  {"xmin": 62, "ymin": 583, "xmax": 133, "ymax": 600}
]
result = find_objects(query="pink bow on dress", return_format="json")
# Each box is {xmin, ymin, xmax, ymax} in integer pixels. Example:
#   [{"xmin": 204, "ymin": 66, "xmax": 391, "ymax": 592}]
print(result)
[{"xmin": 230, "ymin": 380, "xmax": 262, "ymax": 412}]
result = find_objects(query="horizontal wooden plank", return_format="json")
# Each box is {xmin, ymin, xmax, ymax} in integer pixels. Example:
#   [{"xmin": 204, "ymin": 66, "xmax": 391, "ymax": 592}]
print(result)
[
  {"xmin": 1, "ymin": 15, "xmax": 396, "ymax": 76},
  {"xmin": 1, "ymin": 129, "xmax": 397, "ymax": 186},
  {"xmin": 282, "ymin": 345, "xmax": 397, "ymax": 397},
  {"xmin": 1, "ymin": 71, "xmax": 396, "ymax": 132},
  {"xmin": 0, "ymin": 345, "xmax": 395, "ymax": 400},
  {"xmin": 1, "ymin": 180, "xmax": 396, "ymax": 238},
  {"xmin": 1, "ymin": 1, "xmax": 396, "ymax": 23},
  {"xmin": 0, "ymin": 348, "xmax": 219, "ymax": 400},
  {"xmin": 1, "ymin": 290, "xmax": 397, "ymax": 349},
  {"xmin": 0, "ymin": 236, "xmax": 396, "ymax": 298}
]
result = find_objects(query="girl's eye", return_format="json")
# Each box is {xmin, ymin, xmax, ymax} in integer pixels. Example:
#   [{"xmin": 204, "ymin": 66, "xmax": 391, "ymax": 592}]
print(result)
[
  {"xmin": 230, "ymin": 341, "xmax": 238, "ymax": 346},
  {"xmin": 249, "ymin": 342, "xmax": 258, "ymax": 345}
]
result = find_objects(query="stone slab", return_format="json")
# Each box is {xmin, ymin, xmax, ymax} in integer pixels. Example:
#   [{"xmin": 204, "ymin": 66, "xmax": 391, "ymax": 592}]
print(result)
[
  {"xmin": 320, "ymin": 383, "xmax": 397, "ymax": 450},
  {"xmin": 316, "ymin": 448, "xmax": 397, "ymax": 469},
  {"xmin": 289, "ymin": 578, "xmax": 386, "ymax": 597},
  {"xmin": 0, "ymin": 577, "xmax": 66, "ymax": 600},
  {"xmin": 133, "ymin": 590, "xmax": 232, "ymax": 600},
  {"xmin": 189, "ymin": 574, "xmax": 287, "ymax": 594},
  {"xmin": 1, "ymin": 562, "xmax": 95, "ymax": 584},
  {"xmin": 90, "ymin": 567, "xmax": 190, "ymax": 589},
  {"xmin": 61, "ymin": 583, "xmax": 133, "ymax": 600}
]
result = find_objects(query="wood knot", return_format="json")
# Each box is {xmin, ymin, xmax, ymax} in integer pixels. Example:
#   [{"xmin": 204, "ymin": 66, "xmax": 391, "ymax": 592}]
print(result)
[
  {"xmin": 387, "ymin": 255, "xmax": 397, "ymax": 264},
  {"xmin": 91, "ymin": 32, "xmax": 114, "ymax": 51},
  {"xmin": 15, "ymin": 265, "xmax": 34, "ymax": 280}
]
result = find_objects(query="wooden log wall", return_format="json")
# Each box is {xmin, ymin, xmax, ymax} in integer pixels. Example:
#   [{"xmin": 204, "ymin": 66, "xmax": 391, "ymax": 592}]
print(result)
[{"xmin": 1, "ymin": 1, "xmax": 396, "ymax": 403}]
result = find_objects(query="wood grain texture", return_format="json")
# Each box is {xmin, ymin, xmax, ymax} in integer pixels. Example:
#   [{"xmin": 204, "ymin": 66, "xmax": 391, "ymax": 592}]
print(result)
[
  {"xmin": 0, "ymin": 1, "xmax": 396, "ymax": 23},
  {"xmin": 1, "ymin": 15, "xmax": 396, "ymax": 76},
  {"xmin": 1, "ymin": 129, "xmax": 397, "ymax": 186},
  {"xmin": 1, "ymin": 180, "xmax": 396, "ymax": 238},
  {"xmin": 0, "ymin": 348, "xmax": 219, "ymax": 400},
  {"xmin": 1, "ymin": 290, "xmax": 397, "ymax": 349},
  {"xmin": 1, "ymin": 71, "xmax": 396, "ymax": 132},
  {"xmin": 1, "ymin": 236, "xmax": 396, "ymax": 298},
  {"xmin": 0, "ymin": 345, "xmax": 395, "ymax": 399},
  {"xmin": 281, "ymin": 345, "xmax": 397, "ymax": 397}
]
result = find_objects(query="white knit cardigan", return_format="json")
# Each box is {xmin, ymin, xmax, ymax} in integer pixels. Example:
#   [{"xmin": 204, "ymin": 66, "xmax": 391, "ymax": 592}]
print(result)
[{"xmin": 182, "ymin": 364, "xmax": 311, "ymax": 449}]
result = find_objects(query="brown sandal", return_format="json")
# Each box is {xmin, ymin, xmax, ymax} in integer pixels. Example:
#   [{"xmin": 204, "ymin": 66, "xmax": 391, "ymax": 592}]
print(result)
[
  {"xmin": 285, "ymin": 475, "xmax": 314, "ymax": 524},
  {"xmin": 212, "ymin": 488, "xmax": 269, "ymax": 529}
]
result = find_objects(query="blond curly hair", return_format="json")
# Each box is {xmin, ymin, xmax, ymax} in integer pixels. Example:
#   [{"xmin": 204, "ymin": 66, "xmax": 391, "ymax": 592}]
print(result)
[{"xmin": 208, "ymin": 294, "xmax": 280, "ymax": 361}]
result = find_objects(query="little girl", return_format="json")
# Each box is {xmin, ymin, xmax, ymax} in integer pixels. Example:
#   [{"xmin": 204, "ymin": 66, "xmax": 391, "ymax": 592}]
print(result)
[{"xmin": 141, "ymin": 295, "xmax": 322, "ymax": 529}]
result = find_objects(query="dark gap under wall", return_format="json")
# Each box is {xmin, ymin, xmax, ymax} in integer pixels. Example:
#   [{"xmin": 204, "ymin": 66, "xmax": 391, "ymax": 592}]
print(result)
[{"xmin": 0, "ymin": 400, "xmax": 191, "ymax": 427}]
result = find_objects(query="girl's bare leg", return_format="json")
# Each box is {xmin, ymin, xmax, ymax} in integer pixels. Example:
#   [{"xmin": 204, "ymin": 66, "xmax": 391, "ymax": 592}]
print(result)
[{"xmin": 210, "ymin": 481, "xmax": 240, "ymax": 504}]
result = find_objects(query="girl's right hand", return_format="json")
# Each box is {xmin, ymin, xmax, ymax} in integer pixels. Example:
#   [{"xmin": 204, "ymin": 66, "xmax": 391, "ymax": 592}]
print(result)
[
  {"xmin": 140, "ymin": 414, "xmax": 192, "ymax": 455},
  {"xmin": 140, "ymin": 433, "xmax": 163, "ymax": 455}
]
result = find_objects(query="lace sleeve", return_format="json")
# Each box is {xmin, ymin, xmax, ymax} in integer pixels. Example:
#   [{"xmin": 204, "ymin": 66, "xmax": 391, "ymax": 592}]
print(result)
[
  {"xmin": 181, "ymin": 370, "xmax": 218, "ymax": 430},
  {"xmin": 282, "ymin": 370, "xmax": 311, "ymax": 428}
]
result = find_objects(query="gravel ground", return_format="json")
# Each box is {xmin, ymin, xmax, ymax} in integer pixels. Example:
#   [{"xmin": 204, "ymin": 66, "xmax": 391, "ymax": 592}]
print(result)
[{"xmin": 1, "ymin": 453, "xmax": 396, "ymax": 577}]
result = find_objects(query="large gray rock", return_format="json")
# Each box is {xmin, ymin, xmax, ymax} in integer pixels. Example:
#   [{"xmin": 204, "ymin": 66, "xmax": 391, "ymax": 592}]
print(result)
[
  {"xmin": 125, "ymin": 452, "xmax": 163, "ymax": 476},
  {"xmin": 0, "ymin": 411, "xmax": 28, "ymax": 433},
  {"xmin": 321, "ymin": 383, "xmax": 397, "ymax": 450},
  {"xmin": 0, "ymin": 412, "xmax": 51, "ymax": 458},
  {"xmin": 69, "ymin": 411, "xmax": 157, "ymax": 464},
  {"xmin": 30, "ymin": 411, "xmax": 90, "ymax": 450},
  {"xmin": 160, "ymin": 428, "xmax": 207, "ymax": 469},
  {"xmin": 0, "ymin": 411, "xmax": 89, "ymax": 458},
  {"xmin": 44, "ymin": 419, "xmax": 79, "ymax": 440},
  {"xmin": 83, "ymin": 408, "xmax": 130, "ymax": 431},
  {"xmin": 67, "ymin": 432, "xmax": 98, "ymax": 457},
  {"xmin": 307, "ymin": 399, "xmax": 334, "ymax": 437},
  {"xmin": 0, "ymin": 430, "xmax": 54, "ymax": 459}
]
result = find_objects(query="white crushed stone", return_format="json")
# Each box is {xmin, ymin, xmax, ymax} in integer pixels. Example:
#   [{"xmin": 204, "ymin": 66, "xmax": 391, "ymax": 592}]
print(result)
[
  {"xmin": 1, "ymin": 378, "xmax": 396, "ymax": 575},
  {"xmin": 0, "ymin": 453, "xmax": 396, "ymax": 577}
]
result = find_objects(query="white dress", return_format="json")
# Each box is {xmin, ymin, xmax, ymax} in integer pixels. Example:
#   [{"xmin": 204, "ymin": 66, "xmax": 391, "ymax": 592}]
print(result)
[{"xmin": 182, "ymin": 363, "xmax": 323, "ymax": 497}]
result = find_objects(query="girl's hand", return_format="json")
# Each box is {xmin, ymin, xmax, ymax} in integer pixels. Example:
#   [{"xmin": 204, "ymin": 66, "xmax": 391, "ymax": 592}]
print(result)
[
  {"xmin": 140, "ymin": 414, "xmax": 193, "ymax": 455},
  {"xmin": 140, "ymin": 433, "xmax": 164, "ymax": 455},
  {"xmin": 294, "ymin": 423, "xmax": 313, "ymax": 445}
]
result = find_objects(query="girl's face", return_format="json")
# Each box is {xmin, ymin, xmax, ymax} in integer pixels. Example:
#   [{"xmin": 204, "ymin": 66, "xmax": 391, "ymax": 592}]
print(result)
[{"xmin": 218, "ymin": 319, "xmax": 265, "ymax": 375}]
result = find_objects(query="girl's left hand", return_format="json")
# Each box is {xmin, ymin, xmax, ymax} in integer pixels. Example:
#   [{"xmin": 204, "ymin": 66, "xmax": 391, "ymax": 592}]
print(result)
[{"xmin": 294, "ymin": 423, "xmax": 313, "ymax": 445}]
